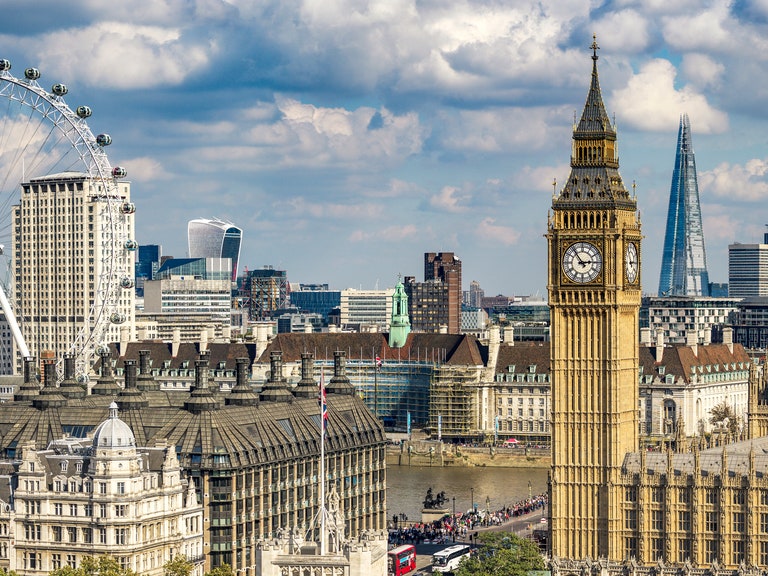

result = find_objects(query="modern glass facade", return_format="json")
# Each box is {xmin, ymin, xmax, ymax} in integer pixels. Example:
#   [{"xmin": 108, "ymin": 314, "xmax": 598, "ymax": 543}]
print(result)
[
  {"xmin": 658, "ymin": 115, "xmax": 710, "ymax": 296},
  {"xmin": 729, "ymin": 237, "xmax": 768, "ymax": 297},
  {"xmin": 289, "ymin": 290, "xmax": 341, "ymax": 320},
  {"xmin": 187, "ymin": 218, "xmax": 242, "ymax": 282}
]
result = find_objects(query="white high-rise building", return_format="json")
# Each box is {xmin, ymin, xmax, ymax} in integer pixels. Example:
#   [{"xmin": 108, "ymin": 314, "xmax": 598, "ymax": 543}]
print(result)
[
  {"xmin": 729, "ymin": 233, "xmax": 768, "ymax": 297},
  {"xmin": 339, "ymin": 288, "xmax": 394, "ymax": 330},
  {"xmin": 12, "ymin": 172, "xmax": 135, "ymax": 372},
  {"xmin": 187, "ymin": 218, "xmax": 242, "ymax": 282}
]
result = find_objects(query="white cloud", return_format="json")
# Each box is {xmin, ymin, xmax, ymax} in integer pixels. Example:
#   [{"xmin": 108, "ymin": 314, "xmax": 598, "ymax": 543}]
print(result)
[
  {"xmin": 592, "ymin": 10, "xmax": 650, "ymax": 54},
  {"xmin": 680, "ymin": 53, "xmax": 725, "ymax": 89},
  {"xmin": 428, "ymin": 186, "xmax": 471, "ymax": 213},
  {"xmin": 700, "ymin": 159, "xmax": 768, "ymax": 201},
  {"xmin": 25, "ymin": 22, "xmax": 212, "ymax": 89},
  {"xmin": 119, "ymin": 156, "xmax": 171, "ymax": 182},
  {"xmin": 348, "ymin": 224, "xmax": 420, "ymax": 243},
  {"xmin": 477, "ymin": 217, "xmax": 521, "ymax": 245},
  {"xmin": 612, "ymin": 58, "xmax": 728, "ymax": 133}
]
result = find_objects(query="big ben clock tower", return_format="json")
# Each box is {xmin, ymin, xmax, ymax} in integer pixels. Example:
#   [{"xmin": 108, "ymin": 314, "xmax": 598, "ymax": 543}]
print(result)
[{"xmin": 547, "ymin": 37, "xmax": 641, "ymax": 562}]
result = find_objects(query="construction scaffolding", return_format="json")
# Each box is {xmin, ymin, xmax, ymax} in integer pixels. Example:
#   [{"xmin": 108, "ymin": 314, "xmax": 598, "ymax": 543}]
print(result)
[{"xmin": 429, "ymin": 364, "xmax": 483, "ymax": 441}]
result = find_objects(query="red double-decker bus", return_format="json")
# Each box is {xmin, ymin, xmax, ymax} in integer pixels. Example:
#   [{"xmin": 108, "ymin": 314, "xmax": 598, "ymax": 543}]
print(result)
[{"xmin": 388, "ymin": 544, "xmax": 416, "ymax": 576}]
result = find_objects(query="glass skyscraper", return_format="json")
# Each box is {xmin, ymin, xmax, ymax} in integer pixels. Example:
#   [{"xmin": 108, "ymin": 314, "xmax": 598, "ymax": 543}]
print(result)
[
  {"xmin": 187, "ymin": 217, "xmax": 242, "ymax": 282},
  {"xmin": 658, "ymin": 114, "xmax": 710, "ymax": 296}
]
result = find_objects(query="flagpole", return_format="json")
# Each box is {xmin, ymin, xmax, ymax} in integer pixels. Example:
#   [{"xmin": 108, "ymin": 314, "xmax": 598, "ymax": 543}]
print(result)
[{"xmin": 320, "ymin": 367, "xmax": 326, "ymax": 555}]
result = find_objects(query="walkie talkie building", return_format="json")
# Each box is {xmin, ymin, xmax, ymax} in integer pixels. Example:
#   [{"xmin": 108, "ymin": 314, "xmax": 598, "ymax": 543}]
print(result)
[
  {"xmin": 658, "ymin": 114, "xmax": 710, "ymax": 296},
  {"xmin": 187, "ymin": 217, "xmax": 242, "ymax": 282}
]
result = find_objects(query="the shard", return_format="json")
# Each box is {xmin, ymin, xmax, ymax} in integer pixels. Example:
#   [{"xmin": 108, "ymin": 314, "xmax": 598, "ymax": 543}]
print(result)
[{"xmin": 658, "ymin": 114, "xmax": 710, "ymax": 296}]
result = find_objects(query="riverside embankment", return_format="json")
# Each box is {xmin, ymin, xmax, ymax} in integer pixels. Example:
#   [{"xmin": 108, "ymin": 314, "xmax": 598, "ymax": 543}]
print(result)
[{"xmin": 386, "ymin": 440, "xmax": 550, "ymax": 468}]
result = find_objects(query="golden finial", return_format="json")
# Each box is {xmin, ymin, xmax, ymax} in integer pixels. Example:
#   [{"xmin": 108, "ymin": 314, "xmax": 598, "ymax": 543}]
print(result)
[{"xmin": 591, "ymin": 34, "xmax": 599, "ymax": 60}]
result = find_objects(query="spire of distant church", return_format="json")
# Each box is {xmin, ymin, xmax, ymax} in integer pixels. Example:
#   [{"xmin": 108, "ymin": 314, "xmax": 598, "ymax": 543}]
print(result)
[{"xmin": 388, "ymin": 275, "xmax": 410, "ymax": 348}]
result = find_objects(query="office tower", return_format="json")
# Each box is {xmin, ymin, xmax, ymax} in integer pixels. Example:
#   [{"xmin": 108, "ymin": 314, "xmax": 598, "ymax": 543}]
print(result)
[
  {"xmin": 547, "ymin": 38, "xmax": 642, "ymax": 560},
  {"xmin": 658, "ymin": 115, "xmax": 710, "ymax": 296},
  {"xmin": 729, "ymin": 231, "xmax": 768, "ymax": 297},
  {"xmin": 187, "ymin": 217, "xmax": 242, "ymax": 282},
  {"xmin": 466, "ymin": 280, "xmax": 484, "ymax": 308},
  {"xmin": 339, "ymin": 288, "xmax": 393, "ymax": 330},
  {"xmin": 247, "ymin": 266, "xmax": 289, "ymax": 320},
  {"xmin": 135, "ymin": 244, "xmax": 161, "ymax": 280},
  {"xmin": 424, "ymin": 252, "xmax": 462, "ymax": 333},
  {"xmin": 404, "ymin": 277, "xmax": 451, "ymax": 333},
  {"xmin": 12, "ymin": 173, "xmax": 135, "ymax": 368}
]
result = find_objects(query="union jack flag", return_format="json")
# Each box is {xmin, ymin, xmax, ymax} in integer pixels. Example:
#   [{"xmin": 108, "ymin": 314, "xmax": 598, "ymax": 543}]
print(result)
[{"xmin": 319, "ymin": 370, "xmax": 327, "ymax": 432}]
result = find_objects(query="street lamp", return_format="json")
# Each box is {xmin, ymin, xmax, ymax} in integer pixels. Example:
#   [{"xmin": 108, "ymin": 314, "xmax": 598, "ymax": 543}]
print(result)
[
  {"xmin": 528, "ymin": 480, "xmax": 532, "ymax": 501},
  {"xmin": 452, "ymin": 496, "xmax": 456, "ymax": 515},
  {"xmin": 471, "ymin": 487, "xmax": 474, "ymax": 511},
  {"xmin": 486, "ymin": 495, "xmax": 490, "ymax": 512}
]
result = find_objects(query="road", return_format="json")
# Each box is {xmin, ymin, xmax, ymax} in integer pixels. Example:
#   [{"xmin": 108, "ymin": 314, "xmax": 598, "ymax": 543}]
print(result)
[{"xmin": 410, "ymin": 505, "xmax": 548, "ymax": 573}]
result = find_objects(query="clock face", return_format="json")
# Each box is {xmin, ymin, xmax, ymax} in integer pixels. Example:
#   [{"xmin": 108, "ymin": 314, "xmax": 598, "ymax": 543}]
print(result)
[
  {"xmin": 625, "ymin": 242, "xmax": 638, "ymax": 284},
  {"xmin": 562, "ymin": 241, "xmax": 602, "ymax": 283}
]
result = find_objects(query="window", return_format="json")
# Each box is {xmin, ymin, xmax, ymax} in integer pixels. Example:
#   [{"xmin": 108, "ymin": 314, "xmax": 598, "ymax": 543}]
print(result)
[
  {"xmin": 706, "ymin": 512, "xmax": 718, "ymax": 532},
  {"xmin": 624, "ymin": 509, "xmax": 636, "ymax": 530},
  {"xmin": 54, "ymin": 503, "xmax": 63, "ymax": 515},
  {"xmin": 706, "ymin": 490, "xmax": 718, "ymax": 505},
  {"xmin": 70, "ymin": 504, "xmax": 77, "ymax": 516},
  {"xmin": 83, "ymin": 528, "xmax": 93, "ymax": 544},
  {"xmin": 761, "ymin": 513, "xmax": 768, "ymax": 534},
  {"xmin": 651, "ymin": 487, "xmax": 663, "ymax": 503},
  {"xmin": 115, "ymin": 504, "xmax": 127, "ymax": 517},
  {"xmin": 99, "ymin": 504, "xmax": 107, "ymax": 517},
  {"xmin": 67, "ymin": 554, "xmax": 77, "ymax": 568},
  {"xmin": 68, "ymin": 526, "xmax": 77, "ymax": 542},
  {"xmin": 678, "ymin": 511, "xmax": 690, "ymax": 531},
  {"xmin": 652, "ymin": 509, "xmax": 664, "ymax": 530},
  {"xmin": 84, "ymin": 504, "xmax": 93, "ymax": 516},
  {"xmin": 705, "ymin": 540, "xmax": 717, "ymax": 563},
  {"xmin": 99, "ymin": 528, "xmax": 107, "ymax": 544},
  {"xmin": 52, "ymin": 554, "xmax": 61, "ymax": 570},
  {"xmin": 733, "ymin": 540, "xmax": 745, "ymax": 564},
  {"xmin": 650, "ymin": 538, "xmax": 663, "ymax": 560},
  {"xmin": 52, "ymin": 526, "xmax": 62, "ymax": 542},
  {"xmin": 760, "ymin": 541, "xmax": 768, "ymax": 566},
  {"xmin": 678, "ymin": 539, "xmax": 691, "ymax": 564},
  {"xmin": 117, "ymin": 482, "xmax": 125, "ymax": 495},
  {"xmin": 115, "ymin": 527, "xmax": 128, "ymax": 545},
  {"xmin": 99, "ymin": 482, "xmax": 107, "ymax": 494},
  {"xmin": 733, "ymin": 512, "xmax": 745, "ymax": 533},
  {"xmin": 733, "ymin": 491, "xmax": 746, "ymax": 505}
]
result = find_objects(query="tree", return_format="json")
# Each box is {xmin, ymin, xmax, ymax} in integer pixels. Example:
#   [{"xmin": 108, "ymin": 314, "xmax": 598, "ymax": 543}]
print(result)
[
  {"xmin": 710, "ymin": 401, "xmax": 741, "ymax": 438},
  {"xmin": 454, "ymin": 532, "xmax": 545, "ymax": 576},
  {"xmin": 50, "ymin": 555, "xmax": 137, "ymax": 576},
  {"xmin": 204, "ymin": 564, "xmax": 234, "ymax": 576},
  {"xmin": 164, "ymin": 556, "xmax": 193, "ymax": 576}
]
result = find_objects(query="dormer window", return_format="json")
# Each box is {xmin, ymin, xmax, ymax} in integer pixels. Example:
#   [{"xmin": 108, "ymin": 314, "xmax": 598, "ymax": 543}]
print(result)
[
  {"xmin": 528, "ymin": 365, "xmax": 537, "ymax": 373},
  {"xmin": 60, "ymin": 461, "xmax": 68, "ymax": 472},
  {"xmin": 658, "ymin": 366, "xmax": 666, "ymax": 376},
  {"xmin": 507, "ymin": 365, "xmax": 516, "ymax": 373}
]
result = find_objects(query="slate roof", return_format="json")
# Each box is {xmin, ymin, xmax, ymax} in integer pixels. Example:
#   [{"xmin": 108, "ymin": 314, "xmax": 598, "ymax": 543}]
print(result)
[
  {"xmin": 639, "ymin": 343, "xmax": 751, "ymax": 384},
  {"xmin": 494, "ymin": 343, "xmax": 551, "ymax": 377},
  {"xmin": 259, "ymin": 332, "xmax": 487, "ymax": 366}
]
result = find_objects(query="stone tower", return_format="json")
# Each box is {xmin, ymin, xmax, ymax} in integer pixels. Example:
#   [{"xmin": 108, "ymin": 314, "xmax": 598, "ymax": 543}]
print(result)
[{"xmin": 546, "ymin": 37, "xmax": 642, "ymax": 561}]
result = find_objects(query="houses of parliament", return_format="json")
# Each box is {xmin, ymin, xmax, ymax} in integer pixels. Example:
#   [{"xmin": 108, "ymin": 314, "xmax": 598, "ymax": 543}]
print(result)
[{"xmin": 548, "ymin": 38, "xmax": 768, "ymax": 575}]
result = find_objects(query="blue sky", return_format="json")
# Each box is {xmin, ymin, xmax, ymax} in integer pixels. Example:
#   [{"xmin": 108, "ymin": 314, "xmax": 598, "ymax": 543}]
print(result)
[{"xmin": 2, "ymin": 0, "xmax": 768, "ymax": 297}]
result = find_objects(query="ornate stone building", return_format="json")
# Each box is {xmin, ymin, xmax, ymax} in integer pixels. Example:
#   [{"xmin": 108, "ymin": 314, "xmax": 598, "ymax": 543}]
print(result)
[
  {"xmin": 0, "ymin": 350, "xmax": 387, "ymax": 575},
  {"xmin": 0, "ymin": 401, "xmax": 203, "ymax": 575}
]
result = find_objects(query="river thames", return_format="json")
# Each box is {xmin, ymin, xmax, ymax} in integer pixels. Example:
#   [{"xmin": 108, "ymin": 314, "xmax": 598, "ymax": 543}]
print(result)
[{"xmin": 386, "ymin": 465, "xmax": 549, "ymax": 522}]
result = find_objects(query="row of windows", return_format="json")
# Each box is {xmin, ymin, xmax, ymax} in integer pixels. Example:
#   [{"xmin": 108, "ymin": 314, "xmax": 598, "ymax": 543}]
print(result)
[{"xmin": 625, "ymin": 487, "xmax": 759, "ymax": 505}]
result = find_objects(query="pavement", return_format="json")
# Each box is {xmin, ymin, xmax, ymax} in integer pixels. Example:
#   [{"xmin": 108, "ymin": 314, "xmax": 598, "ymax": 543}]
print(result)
[{"xmin": 410, "ymin": 505, "xmax": 548, "ymax": 573}]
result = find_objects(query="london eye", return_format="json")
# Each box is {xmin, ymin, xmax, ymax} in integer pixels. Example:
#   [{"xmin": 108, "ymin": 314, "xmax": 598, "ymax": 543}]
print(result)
[{"xmin": 0, "ymin": 59, "xmax": 134, "ymax": 380}]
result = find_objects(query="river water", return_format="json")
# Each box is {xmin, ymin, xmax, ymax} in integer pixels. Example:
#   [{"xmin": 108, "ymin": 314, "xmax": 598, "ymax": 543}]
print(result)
[{"xmin": 386, "ymin": 465, "xmax": 550, "ymax": 522}]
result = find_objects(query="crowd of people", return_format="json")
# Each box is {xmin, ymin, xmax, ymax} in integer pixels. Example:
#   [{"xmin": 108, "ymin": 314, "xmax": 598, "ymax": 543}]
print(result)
[{"xmin": 387, "ymin": 492, "xmax": 548, "ymax": 546}]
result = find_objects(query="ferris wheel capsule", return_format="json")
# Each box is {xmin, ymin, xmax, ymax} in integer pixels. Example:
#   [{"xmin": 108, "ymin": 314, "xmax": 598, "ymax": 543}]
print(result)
[
  {"xmin": 76, "ymin": 106, "xmax": 92, "ymax": 118},
  {"xmin": 0, "ymin": 60, "xmax": 10, "ymax": 72},
  {"xmin": 112, "ymin": 166, "xmax": 127, "ymax": 178},
  {"xmin": 110, "ymin": 312, "xmax": 126, "ymax": 324},
  {"xmin": 96, "ymin": 134, "xmax": 111, "ymax": 147},
  {"xmin": 124, "ymin": 240, "xmax": 138, "ymax": 251},
  {"xmin": 120, "ymin": 277, "xmax": 135, "ymax": 289},
  {"xmin": 52, "ymin": 83, "xmax": 68, "ymax": 96},
  {"xmin": 24, "ymin": 68, "xmax": 40, "ymax": 80},
  {"xmin": 120, "ymin": 202, "xmax": 135, "ymax": 214}
]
